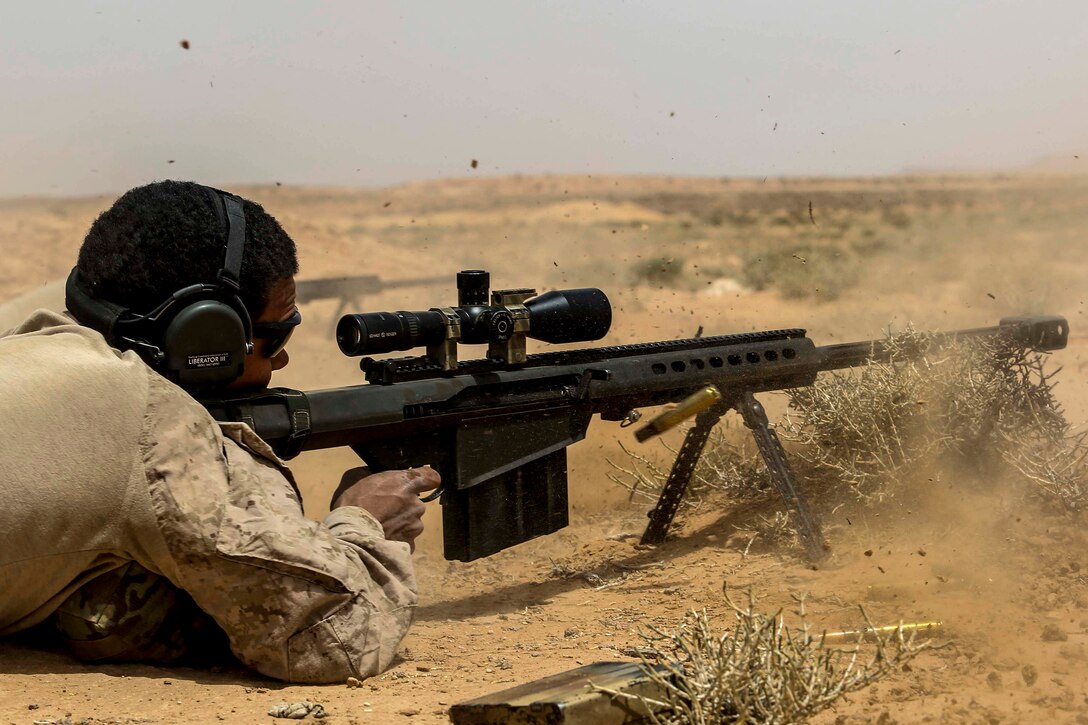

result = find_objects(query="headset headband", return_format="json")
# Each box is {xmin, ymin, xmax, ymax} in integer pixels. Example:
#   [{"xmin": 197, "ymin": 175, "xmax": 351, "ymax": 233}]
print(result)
[{"xmin": 203, "ymin": 185, "xmax": 246, "ymax": 291}]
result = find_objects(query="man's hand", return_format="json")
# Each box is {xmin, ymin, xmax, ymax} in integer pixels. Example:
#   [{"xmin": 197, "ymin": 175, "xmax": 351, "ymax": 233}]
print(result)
[{"xmin": 330, "ymin": 466, "xmax": 441, "ymax": 551}]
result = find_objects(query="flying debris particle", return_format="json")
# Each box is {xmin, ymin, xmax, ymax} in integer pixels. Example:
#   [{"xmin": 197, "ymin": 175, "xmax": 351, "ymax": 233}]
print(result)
[
  {"xmin": 470, "ymin": 159, "xmax": 478, "ymax": 169},
  {"xmin": 167, "ymin": 160, "xmax": 175, "ymax": 164},
  {"xmin": 179, "ymin": 39, "xmax": 190, "ymax": 50},
  {"xmin": 669, "ymin": 111, "xmax": 675, "ymax": 117},
  {"xmin": 275, "ymin": 181, "xmax": 282, "ymax": 187},
  {"xmin": 383, "ymin": 201, "xmax": 392, "ymax": 208},
  {"xmin": 773, "ymin": 122, "xmax": 778, "ymax": 131},
  {"xmin": 808, "ymin": 200, "xmax": 817, "ymax": 226},
  {"xmin": 553, "ymin": 261, "xmax": 558, "ymax": 267},
  {"xmin": 894, "ymin": 49, "xmax": 901, "ymax": 55},
  {"xmin": 987, "ymin": 292, "xmax": 996, "ymax": 299},
  {"xmin": 792, "ymin": 254, "xmax": 807, "ymax": 264}
]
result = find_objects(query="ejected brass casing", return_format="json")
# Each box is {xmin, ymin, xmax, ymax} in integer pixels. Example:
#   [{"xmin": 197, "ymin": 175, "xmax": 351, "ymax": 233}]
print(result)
[
  {"xmin": 821, "ymin": 620, "xmax": 942, "ymax": 644},
  {"xmin": 636, "ymin": 386, "xmax": 723, "ymax": 442}
]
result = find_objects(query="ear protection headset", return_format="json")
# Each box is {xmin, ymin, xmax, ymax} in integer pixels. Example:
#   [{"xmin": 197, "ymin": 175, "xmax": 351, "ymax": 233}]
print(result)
[{"xmin": 65, "ymin": 185, "xmax": 254, "ymax": 390}]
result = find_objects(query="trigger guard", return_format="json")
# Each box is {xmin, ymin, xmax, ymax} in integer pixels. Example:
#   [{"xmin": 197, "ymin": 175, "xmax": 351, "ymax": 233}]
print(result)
[{"xmin": 420, "ymin": 486, "xmax": 444, "ymax": 503}]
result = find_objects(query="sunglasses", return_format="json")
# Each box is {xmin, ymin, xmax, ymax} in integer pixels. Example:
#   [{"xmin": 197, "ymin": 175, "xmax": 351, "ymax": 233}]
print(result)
[{"xmin": 252, "ymin": 309, "xmax": 302, "ymax": 358}]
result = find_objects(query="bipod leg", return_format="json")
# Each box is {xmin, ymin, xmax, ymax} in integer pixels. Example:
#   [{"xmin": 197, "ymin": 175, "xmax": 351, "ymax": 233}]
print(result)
[
  {"xmin": 736, "ymin": 392, "xmax": 828, "ymax": 561},
  {"xmin": 641, "ymin": 402, "xmax": 727, "ymax": 545}
]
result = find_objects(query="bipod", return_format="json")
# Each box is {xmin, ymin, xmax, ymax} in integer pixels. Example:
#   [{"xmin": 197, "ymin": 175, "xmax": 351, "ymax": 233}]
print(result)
[{"xmin": 639, "ymin": 389, "xmax": 828, "ymax": 561}]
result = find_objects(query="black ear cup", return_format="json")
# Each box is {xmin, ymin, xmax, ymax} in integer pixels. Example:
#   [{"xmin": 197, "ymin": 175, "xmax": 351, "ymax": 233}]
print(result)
[{"xmin": 161, "ymin": 297, "xmax": 249, "ymax": 388}]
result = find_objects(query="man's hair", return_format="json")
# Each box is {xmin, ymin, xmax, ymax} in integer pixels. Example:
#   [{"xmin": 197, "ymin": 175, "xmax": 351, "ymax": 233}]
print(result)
[{"xmin": 77, "ymin": 180, "xmax": 299, "ymax": 317}]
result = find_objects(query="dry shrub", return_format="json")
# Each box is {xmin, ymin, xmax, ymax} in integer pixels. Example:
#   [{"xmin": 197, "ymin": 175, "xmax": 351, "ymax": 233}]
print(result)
[
  {"xmin": 606, "ymin": 590, "xmax": 935, "ymax": 725},
  {"xmin": 780, "ymin": 329, "xmax": 940, "ymax": 502},
  {"xmin": 782, "ymin": 330, "xmax": 1087, "ymax": 509},
  {"xmin": 609, "ymin": 327, "xmax": 1086, "ymax": 539},
  {"xmin": 633, "ymin": 256, "xmax": 688, "ymax": 287},
  {"xmin": 740, "ymin": 245, "xmax": 860, "ymax": 300}
]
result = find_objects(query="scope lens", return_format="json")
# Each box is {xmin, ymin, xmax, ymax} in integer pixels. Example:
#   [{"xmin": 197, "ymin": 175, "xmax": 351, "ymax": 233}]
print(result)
[
  {"xmin": 337, "ymin": 310, "xmax": 445, "ymax": 356},
  {"xmin": 525, "ymin": 288, "xmax": 611, "ymax": 344}
]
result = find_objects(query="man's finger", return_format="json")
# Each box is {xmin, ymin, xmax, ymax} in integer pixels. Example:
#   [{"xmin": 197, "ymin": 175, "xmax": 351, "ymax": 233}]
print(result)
[{"xmin": 406, "ymin": 466, "xmax": 442, "ymax": 493}]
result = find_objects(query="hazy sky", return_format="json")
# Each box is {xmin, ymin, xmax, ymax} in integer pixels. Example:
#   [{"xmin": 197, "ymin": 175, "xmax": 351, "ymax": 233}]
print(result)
[{"xmin": 1, "ymin": 1, "xmax": 1086, "ymax": 197}]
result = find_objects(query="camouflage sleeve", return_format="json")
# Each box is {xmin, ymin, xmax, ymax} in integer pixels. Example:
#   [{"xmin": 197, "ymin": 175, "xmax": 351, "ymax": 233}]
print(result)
[{"xmin": 140, "ymin": 375, "xmax": 416, "ymax": 683}]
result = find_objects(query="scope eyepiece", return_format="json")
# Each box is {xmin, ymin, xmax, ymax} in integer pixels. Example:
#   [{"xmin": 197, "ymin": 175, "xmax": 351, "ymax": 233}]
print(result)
[{"xmin": 336, "ymin": 310, "xmax": 447, "ymax": 357}]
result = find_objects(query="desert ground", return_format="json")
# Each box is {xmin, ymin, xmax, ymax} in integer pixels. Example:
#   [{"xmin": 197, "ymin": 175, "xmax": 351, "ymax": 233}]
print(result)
[{"xmin": 1, "ymin": 172, "xmax": 1087, "ymax": 723}]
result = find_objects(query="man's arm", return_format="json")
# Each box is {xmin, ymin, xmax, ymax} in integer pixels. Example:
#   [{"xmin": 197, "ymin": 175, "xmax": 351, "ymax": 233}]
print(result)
[{"xmin": 139, "ymin": 374, "xmax": 423, "ymax": 683}]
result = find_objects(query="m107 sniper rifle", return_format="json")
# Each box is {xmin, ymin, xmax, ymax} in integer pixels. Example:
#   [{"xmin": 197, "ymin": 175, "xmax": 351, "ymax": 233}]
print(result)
[{"xmin": 203, "ymin": 270, "xmax": 1069, "ymax": 563}]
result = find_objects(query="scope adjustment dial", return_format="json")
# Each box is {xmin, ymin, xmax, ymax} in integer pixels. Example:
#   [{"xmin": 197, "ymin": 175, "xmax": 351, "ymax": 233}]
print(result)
[{"xmin": 482, "ymin": 308, "xmax": 516, "ymax": 342}]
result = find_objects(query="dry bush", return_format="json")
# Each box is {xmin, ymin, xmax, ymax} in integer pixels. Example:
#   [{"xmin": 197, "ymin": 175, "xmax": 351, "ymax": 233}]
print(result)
[
  {"xmin": 610, "ymin": 327, "xmax": 1086, "ymax": 545},
  {"xmin": 633, "ymin": 256, "xmax": 689, "ymax": 287},
  {"xmin": 780, "ymin": 329, "xmax": 942, "ymax": 502},
  {"xmin": 782, "ymin": 330, "xmax": 1088, "ymax": 509},
  {"xmin": 604, "ymin": 590, "xmax": 935, "ymax": 725},
  {"xmin": 740, "ymin": 244, "xmax": 860, "ymax": 300}
]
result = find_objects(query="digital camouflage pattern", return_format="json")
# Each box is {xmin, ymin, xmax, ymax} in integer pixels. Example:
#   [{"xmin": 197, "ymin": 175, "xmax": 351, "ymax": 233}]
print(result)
[{"xmin": 52, "ymin": 560, "xmax": 227, "ymax": 664}]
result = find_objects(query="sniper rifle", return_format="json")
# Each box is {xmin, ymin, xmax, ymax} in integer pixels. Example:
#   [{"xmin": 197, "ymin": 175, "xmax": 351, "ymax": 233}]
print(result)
[{"xmin": 203, "ymin": 270, "xmax": 1069, "ymax": 562}]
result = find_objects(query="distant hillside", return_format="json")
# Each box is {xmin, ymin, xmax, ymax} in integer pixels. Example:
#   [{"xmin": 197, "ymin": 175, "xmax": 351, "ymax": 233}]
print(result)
[{"xmin": 1024, "ymin": 152, "xmax": 1088, "ymax": 175}]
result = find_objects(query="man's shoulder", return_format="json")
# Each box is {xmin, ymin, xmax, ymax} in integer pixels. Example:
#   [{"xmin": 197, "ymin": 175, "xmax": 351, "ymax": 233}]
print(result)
[
  {"xmin": 1, "ymin": 309, "xmax": 151, "ymax": 398},
  {"xmin": 2, "ymin": 308, "xmax": 80, "ymax": 338}
]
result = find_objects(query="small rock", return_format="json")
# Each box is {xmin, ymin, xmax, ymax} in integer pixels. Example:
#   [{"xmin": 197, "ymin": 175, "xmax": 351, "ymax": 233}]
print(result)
[
  {"xmin": 563, "ymin": 627, "xmax": 579, "ymax": 638},
  {"xmin": 1042, "ymin": 624, "xmax": 1069, "ymax": 642},
  {"xmin": 268, "ymin": 701, "xmax": 327, "ymax": 719},
  {"xmin": 27, "ymin": 704, "xmax": 39, "ymax": 710},
  {"xmin": 986, "ymin": 671, "xmax": 1002, "ymax": 690},
  {"xmin": 1022, "ymin": 663, "xmax": 1038, "ymax": 686},
  {"xmin": 398, "ymin": 708, "xmax": 420, "ymax": 717},
  {"xmin": 346, "ymin": 676, "xmax": 363, "ymax": 688}
]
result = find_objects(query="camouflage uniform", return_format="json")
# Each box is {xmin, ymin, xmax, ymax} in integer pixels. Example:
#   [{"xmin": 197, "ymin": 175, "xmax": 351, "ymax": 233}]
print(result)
[
  {"xmin": 0, "ymin": 310, "xmax": 417, "ymax": 683},
  {"xmin": 52, "ymin": 560, "xmax": 228, "ymax": 664}
]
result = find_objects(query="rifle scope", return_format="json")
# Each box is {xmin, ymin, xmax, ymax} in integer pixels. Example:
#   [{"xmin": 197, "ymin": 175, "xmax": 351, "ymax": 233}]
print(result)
[{"xmin": 336, "ymin": 269, "xmax": 612, "ymax": 357}]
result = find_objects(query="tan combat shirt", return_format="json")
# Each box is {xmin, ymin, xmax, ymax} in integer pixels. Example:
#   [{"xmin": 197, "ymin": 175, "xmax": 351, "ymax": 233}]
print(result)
[{"xmin": 0, "ymin": 310, "xmax": 416, "ymax": 683}]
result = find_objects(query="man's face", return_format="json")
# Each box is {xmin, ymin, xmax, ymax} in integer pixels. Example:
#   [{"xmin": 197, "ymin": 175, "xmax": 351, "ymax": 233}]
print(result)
[{"xmin": 230, "ymin": 276, "xmax": 298, "ymax": 390}]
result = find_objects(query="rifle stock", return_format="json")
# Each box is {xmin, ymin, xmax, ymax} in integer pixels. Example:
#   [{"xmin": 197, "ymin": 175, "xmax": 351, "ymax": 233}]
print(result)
[{"xmin": 205, "ymin": 314, "xmax": 1068, "ymax": 561}]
